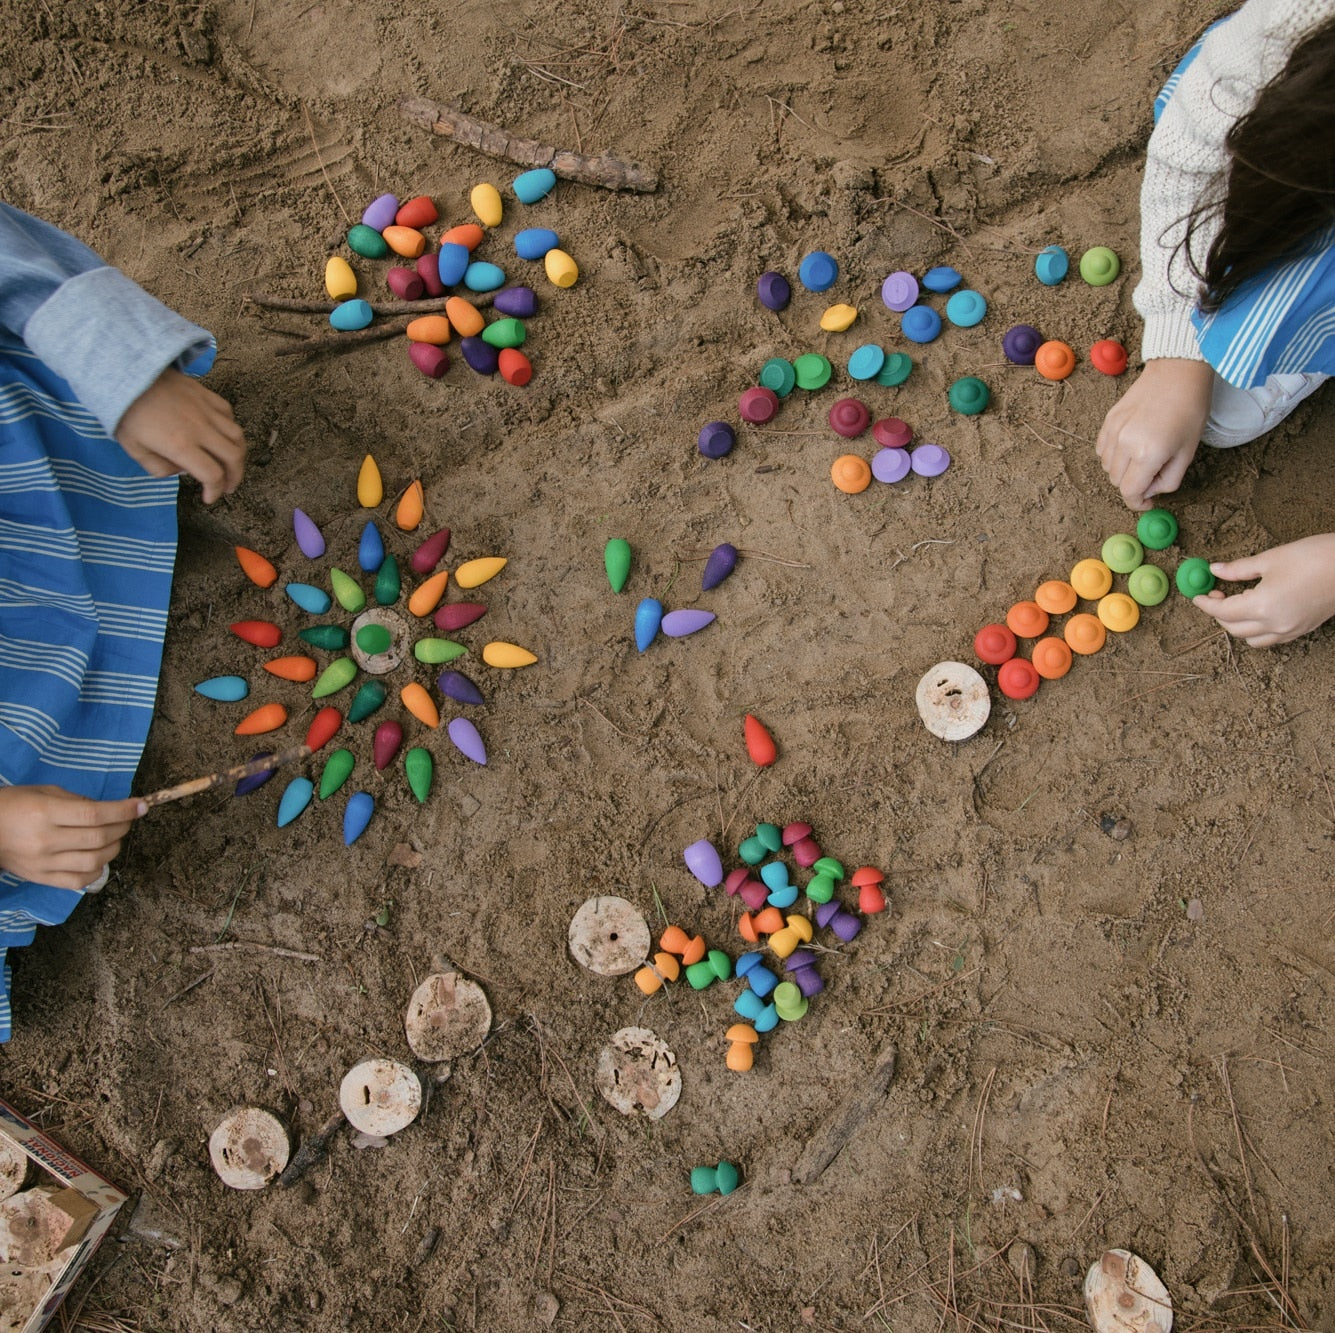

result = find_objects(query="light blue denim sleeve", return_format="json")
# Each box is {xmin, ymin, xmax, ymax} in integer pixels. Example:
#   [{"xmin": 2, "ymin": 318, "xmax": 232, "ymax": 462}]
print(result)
[{"xmin": 0, "ymin": 202, "xmax": 214, "ymax": 437}]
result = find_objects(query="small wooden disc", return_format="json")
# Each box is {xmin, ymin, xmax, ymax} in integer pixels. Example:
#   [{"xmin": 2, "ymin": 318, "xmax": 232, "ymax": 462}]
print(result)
[
  {"xmin": 568, "ymin": 896, "xmax": 651, "ymax": 976},
  {"xmin": 350, "ymin": 607, "xmax": 411, "ymax": 675},
  {"xmin": 1085, "ymin": 1249, "xmax": 1172, "ymax": 1332},
  {"xmin": 404, "ymin": 972, "xmax": 492, "ymax": 1062},
  {"xmin": 594, "ymin": 1026, "xmax": 681, "ymax": 1119},
  {"xmin": 208, "ymin": 1106, "xmax": 290, "ymax": 1190},
  {"xmin": 339, "ymin": 1058, "xmax": 422, "ymax": 1136},
  {"xmin": 915, "ymin": 660, "xmax": 991, "ymax": 741}
]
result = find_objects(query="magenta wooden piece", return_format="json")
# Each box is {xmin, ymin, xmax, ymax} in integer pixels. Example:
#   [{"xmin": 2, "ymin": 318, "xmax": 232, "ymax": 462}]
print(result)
[
  {"xmin": 792, "ymin": 836, "xmax": 822, "ymax": 867},
  {"xmin": 387, "ymin": 266, "xmax": 425, "ymax": 301},
  {"xmin": 410, "ymin": 528, "xmax": 451, "ymax": 575},
  {"xmin": 829, "ymin": 398, "xmax": 870, "ymax": 438},
  {"xmin": 781, "ymin": 821, "xmax": 811, "ymax": 846},
  {"xmin": 871, "ymin": 417, "xmax": 912, "ymax": 449},
  {"xmin": 416, "ymin": 253, "xmax": 444, "ymax": 297},
  {"xmin": 448, "ymin": 717, "xmax": 487, "ymax": 765},
  {"xmin": 409, "ymin": 343, "xmax": 448, "ymax": 379},
  {"xmin": 434, "ymin": 603, "xmax": 486, "ymax": 631},
  {"xmin": 373, "ymin": 721, "xmax": 403, "ymax": 771},
  {"xmin": 724, "ymin": 867, "xmax": 750, "ymax": 896},
  {"xmin": 738, "ymin": 387, "xmax": 779, "ymax": 424},
  {"xmin": 739, "ymin": 880, "xmax": 769, "ymax": 911},
  {"xmin": 661, "ymin": 609, "xmax": 716, "ymax": 638}
]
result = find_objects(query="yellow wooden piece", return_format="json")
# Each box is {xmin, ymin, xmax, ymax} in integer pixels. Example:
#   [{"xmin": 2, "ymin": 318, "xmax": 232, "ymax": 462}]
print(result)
[
  {"xmin": 469, "ymin": 182, "xmax": 503, "ymax": 228},
  {"xmin": 453, "ymin": 556, "xmax": 507, "ymax": 589},
  {"xmin": 357, "ymin": 455, "xmax": 384, "ymax": 508},
  {"xmin": 1069, "ymin": 558, "xmax": 1113, "ymax": 601},
  {"xmin": 1097, "ymin": 591, "xmax": 1141, "ymax": 633},
  {"xmin": 819, "ymin": 303, "xmax": 858, "ymax": 332},
  {"xmin": 396, "ymin": 480, "xmax": 425, "ymax": 532},
  {"xmin": 407, "ymin": 570, "xmax": 450, "ymax": 617},
  {"xmin": 544, "ymin": 248, "xmax": 579, "ymax": 288},
  {"xmin": 324, "ymin": 256, "xmax": 357, "ymax": 301},
  {"xmin": 400, "ymin": 683, "xmax": 440, "ymax": 729},
  {"xmin": 483, "ymin": 641, "xmax": 537, "ymax": 668}
]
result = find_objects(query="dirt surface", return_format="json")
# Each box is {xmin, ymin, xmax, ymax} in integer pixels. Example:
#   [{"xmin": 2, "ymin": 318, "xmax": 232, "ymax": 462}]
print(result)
[{"xmin": 2, "ymin": 1, "xmax": 1334, "ymax": 1329}]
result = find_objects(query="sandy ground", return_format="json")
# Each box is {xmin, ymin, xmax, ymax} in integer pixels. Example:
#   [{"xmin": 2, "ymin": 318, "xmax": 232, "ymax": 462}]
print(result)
[{"xmin": 2, "ymin": 0, "xmax": 1334, "ymax": 1329}]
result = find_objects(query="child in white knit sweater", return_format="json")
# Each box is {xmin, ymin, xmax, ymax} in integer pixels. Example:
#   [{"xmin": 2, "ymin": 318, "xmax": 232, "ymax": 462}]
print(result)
[{"xmin": 1096, "ymin": 0, "xmax": 1335, "ymax": 646}]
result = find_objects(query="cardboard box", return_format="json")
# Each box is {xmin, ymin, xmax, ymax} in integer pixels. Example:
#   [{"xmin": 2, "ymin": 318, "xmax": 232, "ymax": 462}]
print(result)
[{"xmin": 0, "ymin": 1099, "xmax": 127, "ymax": 1333}]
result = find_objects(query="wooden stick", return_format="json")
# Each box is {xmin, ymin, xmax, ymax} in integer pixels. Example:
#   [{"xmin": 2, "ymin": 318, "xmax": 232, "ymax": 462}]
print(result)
[
  {"xmin": 791, "ymin": 1040, "xmax": 898, "ymax": 1184},
  {"xmin": 272, "ymin": 322, "xmax": 410, "ymax": 356},
  {"xmin": 399, "ymin": 96, "xmax": 659, "ymax": 193},
  {"xmin": 140, "ymin": 744, "xmax": 312, "ymax": 807},
  {"xmin": 246, "ymin": 291, "xmax": 495, "ymax": 316}
]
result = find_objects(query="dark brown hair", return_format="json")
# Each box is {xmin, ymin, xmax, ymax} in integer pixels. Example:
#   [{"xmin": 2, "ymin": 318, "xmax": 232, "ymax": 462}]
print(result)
[{"xmin": 1184, "ymin": 13, "xmax": 1335, "ymax": 311}]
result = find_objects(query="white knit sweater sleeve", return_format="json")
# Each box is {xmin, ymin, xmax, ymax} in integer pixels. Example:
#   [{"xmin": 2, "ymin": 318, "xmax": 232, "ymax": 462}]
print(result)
[{"xmin": 1135, "ymin": 0, "xmax": 1335, "ymax": 363}]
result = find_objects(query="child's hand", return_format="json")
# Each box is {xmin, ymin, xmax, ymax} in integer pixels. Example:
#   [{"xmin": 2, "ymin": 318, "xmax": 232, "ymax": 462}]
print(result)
[
  {"xmin": 1193, "ymin": 533, "xmax": 1335, "ymax": 646},
  {"xmin": 1096, "ymin": 358, "xmax": 1215, "ymax": 511},
  {"xmin": 0, "ymin": 787, "xmax": 145, "ymax": 890},
  {"xmin": 115, "ymin": 369, "xmax": 248, "ymax": 504}
]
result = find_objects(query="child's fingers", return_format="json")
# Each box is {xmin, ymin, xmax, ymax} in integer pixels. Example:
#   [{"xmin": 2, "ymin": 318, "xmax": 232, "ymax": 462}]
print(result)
[
  {"xmin": 1192, "ymin": 591, "xmax": 1265, "ymax": 638},
  {"xmin": 50, "ymin": 794, "xmax": 146, "ymax": 831},
  {"xmin": 1209, "ymin": 555, "xmax": 1264, "ymax": 582}
]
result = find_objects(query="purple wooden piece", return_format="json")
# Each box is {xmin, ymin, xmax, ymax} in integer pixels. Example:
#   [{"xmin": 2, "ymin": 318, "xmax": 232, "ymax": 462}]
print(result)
[
  {"xmin": 493, "ymin": 286, "xmax": 539, "ymax": 318},
  {"xmin": 234, "ymin": 753, "xmax": 275, "ymax": 797},
  {"xmin": 757, "ymin": 271, "xmax": 791, "ymax": 311},
  {"xmin": 698, "ymin": 421, "xmax": 735, "ymax": 459},
  {"xmin": 1002, "ymin": 324, "xmax": 1043, "ymax": 365},
  {"xmin": 683, "ymin": 838, "xmax": 723, "ymax": 887},
  {"xmin": 661, "ymin": 609, "xmax": 716, "ymax": 637},
  {"xmin": 460, "ymin": 336, "xmax": 499, "ymax": 375},
  {"xmin": 792, "ymin": 966, "xmax": 825, "ymax": 997},
  {"xmin": 814, "ymin": 901, "xmax": 839, "ymax": 930},
  {"xmin": 438, "ymin": 670, "xmax": 485, "ymax": 706},
  {"xmin": 702, "ymin": 543, "xmax": 738, "ymax": 591},
  {"xmin": 447, "ymin": 716, "xmax": 488, "ymax": 765},
  {"xmin": 872, "ymin": 447, "xmax": 912, "ymax": 484},
  {"xmin": 293, "ymin": 508, "xmax": 325, "ymax": 559},
  {"xmin": 361, "ymin": 193, "xmax": 399, "ymax": 230}
]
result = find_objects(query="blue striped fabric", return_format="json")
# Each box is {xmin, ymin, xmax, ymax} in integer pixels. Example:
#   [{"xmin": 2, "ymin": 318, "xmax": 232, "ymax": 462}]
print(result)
[
  {"xmin": 1157, "ymin": 19, "xmax": 1335, "ymax": 387},
  {"xmin": 0, "ymin": 344, "xmax": 179, "ymax": 1040}
]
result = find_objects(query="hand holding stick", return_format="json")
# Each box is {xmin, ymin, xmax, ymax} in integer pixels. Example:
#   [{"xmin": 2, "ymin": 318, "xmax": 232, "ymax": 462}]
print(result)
[{"xmin": 139, "ymin": 744, "xmax": 313, "ymax": 808}]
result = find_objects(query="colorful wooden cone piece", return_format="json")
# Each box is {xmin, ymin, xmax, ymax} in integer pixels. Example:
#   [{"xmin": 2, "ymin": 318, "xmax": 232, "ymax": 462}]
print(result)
[
  {"xmin": 434, "ymin": 603, "xmax": 486, "ymax": 631},
  {"xmin": 453, "ymin": 557, "xmax": 506, "ymax": 589},
  {"xmin": 293, "ymin": 508, "xmax": 325, "ymax": 558},
  {"xmin": 234, "ymin": 752, "xmax": 275, "ymax": 797},
  {"xmin": 319, "ymin": 748, "xmax": 355, "ymax": 798},
  {"xmin": 343, "ymin": 792, "xmax": 375, "ymax": 845},
  {"xmin": 348, "ymin": 680, "xmax": 387, "ymax": 722},
  {"xmin": 276, "ymin": 777, "xmax": 314, "ymax": 827},
  {"xmin": 396, "ymin": 481, "xmax": 425, "ymax": 531},
  {"xmin": 375, "ymin": 555, "xmax": 400, "ymax": 606},
  {"xmin": 287, "ymin": 582, "xmax": 332, "ymax": 615},
  {"xmin": 263, "ymin": 655, "xmax": 317, "ymax": 683},
  {"xmin": 401, "ymin": 683, "xmax": 440, "ymax": 728},
  {"xmin": 447, "ymin": 717, "xmax": 487, "ymax": 765},
  {"xmin": 438, "ymin": 670, "xmax": 485, "ymax": 705},
  {"xmin": 195, "ymin": 676, "xmax": 249, "ymax": 702},
  {"xmin": 744, "ymin": 714, "xmax": 777, "ymax": 766},
  {"xmin": 235, "ymin": 702, "xmax": 287, "ymax": 736},
  {"xmin": 482, "ymin": 641, "xmax": 536, "ymax": 668},
  {"xmin": 358, "ymin": 522, "xmax": 385, "ymax": 573},
  {"xmin": 405, "ymin": 748, "xmax": 433, "ymax": 803},
  {"xmin": 236, "ymin": 546, "xmax": 278, "ymax": 588},
  {"xmin": 414, "ymin": 638, "xmax": 467, "ymax": 665},
  {"xmin": 357, "ymin": 455, "xmax": 383, "ymax": 507},
  {"xmin": 373, "ymin": 721, "xmax": 403, "ymax": 771},
  {"xmin": 312, "ymin": 658, "xmax": 357, "ymax": 698},
  {"xmin": 411, "ymin": 528, "xmax": 451, "ymax": 575},
  {"xmin": 231, "ymin": 620, "xmax": 281, "ymax": 648},
  {"xmin": 305, "ymin": 706, "xmax": 342, "ymax": 751},
  {"xmin": 408, "ymin": 570, "xmax": 450, "ymax": 617},
  {"xmin": 300, "ymin": 624, "xmax": 349, "ymax": 650},
  {"xmin": 604, "ymin": 539, "xmax": 631, "ymax": 593},
  {"xmin": 661, "ymin": 609, "xmax": 715, "ymax": 637},
  {"xmin": 634, "ymin": 598, "xmax": 663, "ymax": 652},
  {"xmin": 702, "ymin": 543, "xmax": 738, "ymax": 591},
  {"xmin": 330, "ymin": 568, "xmax": 366, "ymax": 614}
]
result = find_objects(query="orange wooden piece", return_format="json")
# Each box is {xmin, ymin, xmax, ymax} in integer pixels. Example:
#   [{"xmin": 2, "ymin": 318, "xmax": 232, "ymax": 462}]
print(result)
[
  {"xmin": 441, "ymin": 223, "xmax": 484, "ymax": 251},
  {"xmin": 235, "ymin": 546, "xmax": 278, "ymax": 588},
  {"xmin": 744, "ymin": 713, "xmax": 777, "ymax": 766},
  {"xmin": 1034, "ymin": 579, "xmax": 1077, "ymax": 615},
  {"xmin": 408, "ymin": 570, "xmax": 450, "ymax": 617},
  {"xmin": 382, "ymin": 225, "xmax": 426, "ymax": 259},
  {"xmin": 737, "ymin": 913, "xmax": 759, "ymax": 943},
  {"xmin": 262, "ymin": 655, "xmax": 317, "ymax": 683},
  {"xmin": 405, "ymin": 315, "xmax": 450, "ymax": 345},
  {"xmin": 305, "ymin": 706, "xmax": 341, "ymax": 751},
  {"xmin": 680, "ymin": 934, "xmax": 707, "ymax": 966},
  {"xmin": 396, "ymin": 480, "xmax": 425, "ymax": 532},
  {"xmin": 1064, "ymin": 613, "xmax": 1107, "ymax": 655},
  {"xmin": 1005, "ymin": 600, "xmax": 1050, "ymax": 639},
  {"xmin": 1034, "ymin": 340, "xmax": 1076, "ymax": 380},
  {"xmin": 659, "ymin": 924, "xmax": 690, "ymax": 955},
  {"xmin": 234, "ymin": 702, "xmax": 287, "ymax": 736},
  {"xmin": 1032, "ymin": 636, "xmax": 1074, "ymax": 679},
  {"xmin": 400, "ymin": 683, "xmax": 440, "ymax": 728},
  {"xmin": 445, "ymin": 296, "xmax": 484, "ymax": 337},
  {"xmin": 753, "ymin": 906, "xmax": 784, "ymax": 934}
]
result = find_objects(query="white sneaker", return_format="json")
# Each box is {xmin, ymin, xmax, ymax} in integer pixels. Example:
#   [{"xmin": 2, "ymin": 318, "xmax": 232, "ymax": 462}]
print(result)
[{"xmin": 1201, "ymin": 372, "xmax": 1328, "ymax": 448}]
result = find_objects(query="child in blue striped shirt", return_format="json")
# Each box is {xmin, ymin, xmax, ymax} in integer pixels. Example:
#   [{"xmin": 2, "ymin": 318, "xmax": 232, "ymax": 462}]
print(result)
[
  {"xmin": 1096, "ymin": 0, "xmax": 1335, "ymax": 646},
  {"xmin": 0, "ymin": 203, "xmax": 247, "ymax": 1037}
]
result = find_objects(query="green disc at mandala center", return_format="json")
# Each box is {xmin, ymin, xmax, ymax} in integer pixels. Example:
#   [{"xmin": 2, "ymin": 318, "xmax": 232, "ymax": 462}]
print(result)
[
  {"xmin": 375, "ymin": 555, "xmax": 401, "ymax": 607},
  {"xmin": 347, "ymin": 679, "xmax": 387, "ymax": 722},
  {"xmin": 312, "ymin": 657, "xmax": 356, "ymax": 698},
  {"xmin": 792, "ymin": 353, "xmax": 832, "ymax": 390},
  {"xmin": 330, "ymin": 567, "xmax": 367, "ymax": 614},
  {"xmin": 356, "ymin": 624, "xmax": 392, "ymax": 655},
  {"xmin": 300, "ymin": 624, "xmax": 349, "ymax": 651},
  {"xmin": 413, "ymin": 638, "xmax": 467, "ymax": 665},
  {"xmin": 319, "ymin": 748, "xmax": 355, "ymax": 799},
  {"xmin": 405, "ymin": 747, "xmax": 433, "ymax": 803}
]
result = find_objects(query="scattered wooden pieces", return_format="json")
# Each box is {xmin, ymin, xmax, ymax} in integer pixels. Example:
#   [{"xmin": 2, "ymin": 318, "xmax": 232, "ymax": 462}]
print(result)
[
  {"xmin": 398, "ymin": 96, "xmax": 659, "ymax": 193},
  {"xmin": 403, "ymin": 972, "xmax": 492, "ymax": 1063},
  {"xmin": 208, "ymin": 1107, "xmax": 290, "ymax": 1190},
  {"xmin": 567, "ymin": 896, "xmax": 651, "ymax": 976},
  {"xmin": 791, "ymin": 1042, "xmax": 897, "ymax": 1184},
  {"xmin": 594, "ymin": 1027, "xmax": 680, "ymax": 1119},
  {"xmin": 338, "ymin": 1059, "xmax": 421, "ymax": 1137}
]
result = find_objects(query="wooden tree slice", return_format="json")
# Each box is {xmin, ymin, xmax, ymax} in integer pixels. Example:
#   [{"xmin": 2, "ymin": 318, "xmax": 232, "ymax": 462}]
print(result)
[
  {"xmin": 0, "ymin": 1136, "xmax": 27, "ymax": 1203},
  {"xmin": 404, "ymin": 972, "xmax": 492, "ymax": 1062},
  {"xmin": 1084, "ymin": 1249, "xmax": 1173, "ymax": 1332},
  {"xmin": 915, "ymin": 661, "xmax": 991, "ymax": 741},
  {"xmin": 350, "ymin": 607, "xmax": 410, "ymax": 675},
  {"xmin": 0, "ymin": 1186, "xmax": 96, "ymax": 1265},
  {"xmin": 339, "ymin": 1059, "xmax": 422, "ymax": 1137},
  {"xmin": 594, "ymin": 1027, "xmax": 680, "ymax": 1119},
  {"xmin": 208, "ymin": 1107, "xmax": 290, "ymax": 1190},
  {"xmin": 568, "ymin": 896, "xmax": 651, "ymax": 976}
]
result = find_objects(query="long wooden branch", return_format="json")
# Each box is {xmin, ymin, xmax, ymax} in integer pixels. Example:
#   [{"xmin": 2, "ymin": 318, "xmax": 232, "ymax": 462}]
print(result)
[
  {"xmin": 399, "ymin": 96, "xmax": 659, "ymax": 193},
  {"xmin": 246, "ymin": 292, "xmax": 495, "ymax": 316},
  {"xmin": 141, "ymin": 744, "xmax": 313, "ymax": 806}
]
